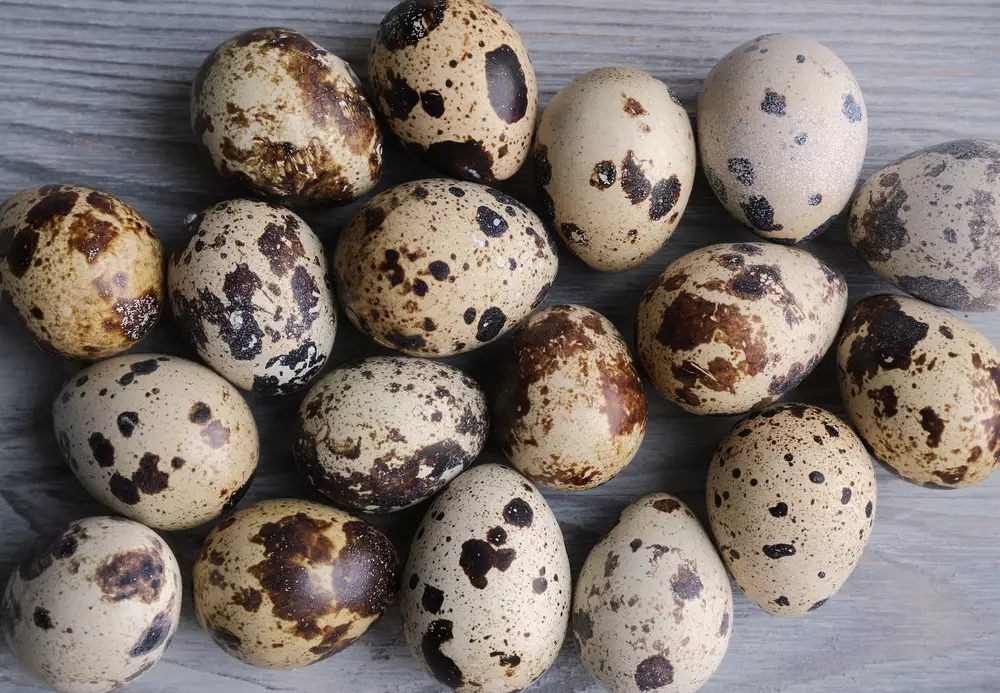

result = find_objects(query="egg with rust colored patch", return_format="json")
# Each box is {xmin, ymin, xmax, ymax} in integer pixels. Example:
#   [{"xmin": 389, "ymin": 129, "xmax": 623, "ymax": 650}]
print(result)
[
  {"xmin": 698, "ymin": 34, "xmax": 867, "ymax": 243},
  {"xmin": 168, "ymin": 199, "xmax": 337, "ymax": 396},
  {"xmin": 848, "ymin": 139, "xmax": 1000, "ymax": 310},
  {"xmin": 534, "ymin": 67, "xmax": 696, "ymax": 271},
  {"xmin": 573, "ymin": 494, "xmax": 732, "ymax": 693},
  {"xmin": 334, "ymin": 179, "xmax": 558, "ymax": 356},
  {"xmin": 294, "ymin": 356, "xmax": 488, "ymax": 513},
  {"xmin": 0, "ymin": 185, "xmax": 163, "ymax": 359},
  {"xmin": 193, "ymin": 498, "xmax": 398, "ymax": 668},
  {"xmin": 637, "ymin": 242, "xmax": 847, "ymax": 415},
  {"xmin": 2, "ymin": 517, "xmax": 182, "ymax": 693},
  {"xmin": 495, "ymin": 305, "xmax": 647, "ymax": 490},
  {"xmin": 192, "ymin": 27, "xmax": 382, "ymax": 206},
  {"xmin": 52, "ymin": 354, "xmax": 259, "ymax": 531},
  {"xmin": 707, "ymin": 403, "xmax": 876, "ymax": 617},
  {"xmin": 368, "ymin": 0, "xmax": 537, "ymax": 182},
  {"xmin": 837, "ymin": 294, "xmax": 1000, "ymax": 488},
  {"xmin": 401, "ymin": 463, "xmax": 570, "ymax": 692}
]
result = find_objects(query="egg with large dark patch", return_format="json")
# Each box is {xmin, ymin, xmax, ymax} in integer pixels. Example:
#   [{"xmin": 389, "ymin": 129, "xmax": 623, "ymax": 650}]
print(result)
[
  {"xmin": 637, "ymin": 242, "xmax": 848, "ymax": 415},
  {"xmin": 837, "ymin": 294, "xmax": 1000, "ymax": 488},
  {"xmin": 0, "ymin": 185, "xmax": 163, "ymax": 359},
  {"xmin": 368, "ymin": 0, "xmax": 537, "ymax": 182},
  {"xmin": 2, "ymin": 517, "xmax": 182, "ymax": 693},
  {"xmin": 334, "ymin": 179, "xmax": 557, "ymax": 356},
  {"xmin": 848, "ymin": 139, "xmax": 1000, "ymax": 310},
  {"xmin": 401, "ymin": 463, "xmax": 570, "ymax": 692},
  {"xmin": 698, "ymin": 34, "xmax": 867, "ymax": 243}
]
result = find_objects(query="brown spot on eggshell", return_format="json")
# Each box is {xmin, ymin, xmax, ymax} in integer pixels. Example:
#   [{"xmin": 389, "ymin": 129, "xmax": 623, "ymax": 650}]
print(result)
[{"xmin": 93, "ymin": 549, "xmax": 165, "ymax": 603}]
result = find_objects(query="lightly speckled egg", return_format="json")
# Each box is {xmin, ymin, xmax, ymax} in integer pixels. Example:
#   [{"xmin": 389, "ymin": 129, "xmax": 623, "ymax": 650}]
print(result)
[
  {"xmin": 52, "ymin": 354, "xmax": 259, "ymax": 531},
  {"xmin": 168, "ymin": 199, "xmax": 337, "ymax": 396},
  {"xmin": 193, "ymin": 498, "xmax": 398, "ymax": 668},
  {"xmin": 848, "ymin": 139, "xmax": 1000, "ymax": 310},
  {"xmin": 698, "ymin": 34, "xmax": 868, "ymax": 243},
  {"xmin": 707, "ymin": 403, "xmax": 876, "ymax": 617},
  {"xmin": 334, "ymin": 179, "xmax": 558, "ymax": 356},
  {"xmin": 2, "ymin": 517, "xmax": 182, "ymax": 693},
  {"xmin": 0, "ymin": 185, "xmax": 163, "ymax": 359},
  {"xmin": 573, "ymin": 494, "xmax": 732, "ymax": 693},
  {"xmin": 401, "ymin": 463, "xmax": 570, "ymax": 692},
  {"xmin": 637, "ymin": 242, "xmax": 848, "ymax": 415},
  {"xmin": 192, "ymin": 27, "xmax": 382, "ymax": 205},
  {"xmin": 495, "ymin": 305, "xmax": 647, "ymax": 490},
  {"xmin": 368, "ymin": 0, "xmax": 537, "ymax": 182},
  {"xmin": 837, "ymin": 293, "xmax": 1000, "ymax": 488},
  {"xmin": 294, "ymin": 356, "xmax": 488, "ymax": 513},
  {"xmin": 533, "ymin": 67, "xmax": 696, "ymax": 271}
]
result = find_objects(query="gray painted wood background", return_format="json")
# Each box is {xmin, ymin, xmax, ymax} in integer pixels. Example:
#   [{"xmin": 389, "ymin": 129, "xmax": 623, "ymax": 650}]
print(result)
[{"xmin": 1, "ymin": 0, "xmax": 998, "ymax": 691}]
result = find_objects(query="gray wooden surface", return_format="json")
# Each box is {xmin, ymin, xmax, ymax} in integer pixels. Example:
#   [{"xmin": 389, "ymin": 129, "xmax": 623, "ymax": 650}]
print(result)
[{"xmin": 1, "ymin": 1, "xmax": 999, "ymax": 691}]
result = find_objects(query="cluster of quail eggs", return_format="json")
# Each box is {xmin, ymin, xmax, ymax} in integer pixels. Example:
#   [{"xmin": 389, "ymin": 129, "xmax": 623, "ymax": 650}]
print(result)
[{"xmin": 0, "ymin": 1, "xmax": 997, "ymax": 692}]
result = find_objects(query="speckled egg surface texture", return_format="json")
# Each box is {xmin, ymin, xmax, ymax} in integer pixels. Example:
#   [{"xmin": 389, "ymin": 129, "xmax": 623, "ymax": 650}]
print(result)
[
  {"xmin": 0, "ymin": 185, "xmax": 163, "ymax": 359},
  {"xmin": 837, "ymin": 293, "xmax": 1000, "ymax": 488},
  {"xmin": 534, "ymin": 67, "xmax": 696, "ymax": 271},
  {"xmin": 192, "ymin": 498, "xmax": 398, "ymax": 668},
  {"xmin": 1, "ymin": 517, "xmax": 182, "ymax": 693},
  {"xmin": 168, "ymin": 199, "xmax": 337, "ymax": 395},
  {"xmin": 848, "ymin": 139, "xmax": 1000, "ymax": 310},
  {"xmin": 698, "ymin": 34, "xmax": 868, "ymax": 243},
  {"xmin": 368, "ymin": 0, "xmax": 537, "ymax": 182},
  {"xmin": 401, "ymin": 463, "xmax": 570, "ymax": 692},
  {"xmin": 637, "ymin": 242, "xmax": 848, "ymax": 415},
  {"xmin": 192, "ymin": 27, "xmax": 382, "ymax": 205},
  {"xmin": 495, "ymin": 305, "xmax": 647, "ymax": 490},
  {"xmin": 573, "ymin": 494, "xmax": 733, "ymax": 693},
  {"xmin": 334, "ymin": 178, "xmax": 557, "ymax": 356}
]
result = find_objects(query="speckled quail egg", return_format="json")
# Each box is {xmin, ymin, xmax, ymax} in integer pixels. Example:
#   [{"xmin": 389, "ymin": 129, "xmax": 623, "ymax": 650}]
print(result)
[
  {"xmin": 294, "ymin": 356, "xmax": 488, "ymax": 513},
  {"xmin": 2, "ymin": 517, "xmax": 182, "ymax": 693},
  {"xmin": 334, "ymin": 179, "xmax": 557, "ymax": 356},
  {"xmin": 637, "ymin": 242, "xmax": 847, "ymax": 415},
  {"xmin": 837, "ymin": 293, "xmax": 1000, "ymax": 488},
  {"xmin": 495, "ymin": 305, "xmax": 647, "ymax": 490},
  {"xmin": 0, "ymin": 185, "xmax": 163, "ymax": 359},
  {"xmin": 193, "ymin": 498, "xmax": 397, "ymax": 668},
  {"xmin": 368, "ymin": 0, "xmax": 537, "ymax": 182},
  {"xmin": 192, "ymin": 27, "xmax": 382, "ymax": 205},
  {"xmin": 401, "ymin": 463, "xmax": 570, "ymax": 692},
  {"xmin": 698, "ymin": 34, "xmax": 868, "ymax": 243},
  {"xmin": 848, "ymin": 139, "xmax": 1000, "ymax": 310},
  {"xmin": 707, "ymin": 403, "xmax": 876, "ymax": 616},
  {"xmin": 168, "ymin": 199, "xmax": 336, "ymax": 395},
  {"xmin": 533, "ymin": 67, "xmax": 696, "ymax": 271},
  {"xmin": 573, "ymin": 494, "xmax": 732, "ymax": 693},
  {"xmin": 52, "ymin": 354, "xmax": 259, "ymax": 531}
]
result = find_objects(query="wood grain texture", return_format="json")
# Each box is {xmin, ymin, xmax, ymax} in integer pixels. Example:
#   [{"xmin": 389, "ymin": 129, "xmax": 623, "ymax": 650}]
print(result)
[{"xmin": 1, "ymin": 0, "xmax": 999, "ymax": 691}]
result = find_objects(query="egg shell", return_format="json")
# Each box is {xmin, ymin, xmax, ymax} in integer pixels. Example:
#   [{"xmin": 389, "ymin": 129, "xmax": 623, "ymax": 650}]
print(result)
[
  {"xmin": 0, "ymin": 185, "xmax": 163, "ymax": 359},
  {"xmin": 294, "ymin": 356, "xmax": 488, "ymax": 513},
  {"xmin": 192, "ymin": 498, "xmax": 398, "ymax": 668},
  {"xmin": 1, "ymin": 517, "xmax": 182, "ymax": 693},
  {"xmin": 636, "ymin": 242, "xmax": 848, "ymax": 415},
  {"xmin": 368, "ymin": 0, "xmax": 537, "ymax": 182},
  {"xmin": 573, "ymin": 494, "xmax": 732, "ymax": 693},
  {"xmin": 334, "ymin": 178, "xmax": 557, "ymax": 356},
  {"xmin": 848, "ymin": 139, "xmax": 1000, "ymax": 310},
  {"xmin": 401, "ymin": 463, "xmax": 570, "ymax": 692},
  {"xmin": 52, "ymin": 354, "xmax": 259, "ymax": 531},
  {"xmin": 192, "ymin": 27, "xmax": 382, "ymax": 205},
  {"xmin": 495, "ymin": 305, "xmax": 647, "ymax": 490},
  {"xmin": 168, "ymin": 199, "xmax": 337, "ymax": 395},
  {"xmin": 698, "ymin": 34, "xmax": 867, "ymax": 243},
  {"xmin": 837, "ymin": 293, "xmax": 1000, "ymax": 488},
  {"xmin": 707, "ymin": 403, "xmax": 876, "ymax": 616},
  {"xmin": 533, "ymin": 67, "xmax": 696, "ymax": 271}
]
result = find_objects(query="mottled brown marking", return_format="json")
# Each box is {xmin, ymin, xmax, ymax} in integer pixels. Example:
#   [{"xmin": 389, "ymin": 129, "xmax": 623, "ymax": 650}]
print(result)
[
  {"xmin": 597, "ymin": 351, "xmax": 648, "ymax": 437},
  {"xmin": 867, "ymin": 385, "xmax": 898, "ymax": 418},
  {"xmin": 257, "ymin": 214, "xmax": 305, "ymax": 277},
  {"xmin": 623, "ymin": 95, "xmax": 647, "ymax": 116},
  {"xmin": 843, "ymin": 295, "xmax": 929, "ymax": 389},
  {"xmin": 459, "ymin": 538, "xmax": 515, "ymax": 589},
  {"xmin": 919, "ymin": 407, "xmax": 945, "ymax": 447},
  {"xmin": 68, "ymin": 211, "xmax": 117, "ymax": 263},
  {"xmin": 232, "ymin": 587, "xmax": 263, "ymax": 613},
  {"xmin": 93, "ymin": 549, "xmax": 165, "ymax": 603},
  {"xmin": 653, "ymin": 498, "xmax": 681, "ymax": 513},
  {"xmin": 932, "ymin": 465, "xmax": 968, "ymax": 485}
]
